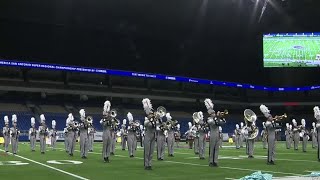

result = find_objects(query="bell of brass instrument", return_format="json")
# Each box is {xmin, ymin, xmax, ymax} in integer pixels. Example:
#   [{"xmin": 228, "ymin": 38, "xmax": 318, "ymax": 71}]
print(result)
[
  {"xmin": 156, "ymin": 106, "xmax": 166, "ymax": 119},
  {"xmin": 110, "ymin": 109, "xmax": 117, "ymax": 118},
  {"xmin": 85, "ymin": 116, "xmax": 93, "ymax": 126},
  {"xmin": 243, "ymin": 109, "xmax": 259, "ymax": 139}
]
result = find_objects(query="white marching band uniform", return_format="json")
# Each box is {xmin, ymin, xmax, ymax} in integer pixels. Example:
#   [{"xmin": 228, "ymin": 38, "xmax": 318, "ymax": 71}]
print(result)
[
  {"xmin": 120, "ymin": 119, "xmax": 128, "ymax": 150},
  {"xmin": 3, "ymin": 116, "xmax": 11, "ymax": 152},
  {"xmin": 10, "ymin": 114, "xmax": 20, "ymax": 154},
  {"xmin": 313, "ymin": 106, "xmax": 320, "ymax": 161},
  {"xmin": 311, "ymin": 122, "xmax": 318, "ymax": 149},
  {"xmin": 292, "ymin": 119, "xmax": 300, "ymax": 150},
  {"xmin": 39, "ymin": 114, "xmax": 49, "ymax": 154},
  {"xmin": 29, "ymin": 117, "xmax": 37, "ymax": 151},
  {"xmin": 50, "ymin": 120, "xmax": 57, "ymax": 151}
]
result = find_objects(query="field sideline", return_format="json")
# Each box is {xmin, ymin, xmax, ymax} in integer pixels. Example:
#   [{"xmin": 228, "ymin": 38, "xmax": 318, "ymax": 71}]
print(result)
[{"xmin": 0, "ymin": 141, "xmax": 319, "ymax": 180}]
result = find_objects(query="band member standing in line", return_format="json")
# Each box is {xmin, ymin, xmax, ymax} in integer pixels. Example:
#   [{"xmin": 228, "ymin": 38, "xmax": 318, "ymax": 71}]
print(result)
[
  {"xmin": 292, "ymin": 119, "xmax": 300, "ymax": 151},
  {"xmin": 260, "ymin": 104, "xmax": 284, "ymax": 165},
  {"xmin": 29, "ymin": 117, "xmax": 37, "ymax": 152},
  {"xmin": 311, "ymin": 122, "xmax": 317, "ymax": 149},
  {"xmin": 142, "ymin": 98, "xmax": 158, "ymax": 170},
  {"xmin": 50, "ymin": 120, "xmax": 57, "ymax": 151},
  {"xmin": 39, "ymin": 114, "xmax": 48, "ymax": 154},
  {"xmin": 120, "ymin": 119, "xmax": 128, "ymax": 150},
  {"xmin": 204, "ymin": 98, "xmax": 226, "ymax": 167},
  {"xmin": 285, "ymin": 123, "xmax": 291, "ymax": 149},
  {"xmin": 175, "ymin": 124, "xmax": 181, "ymax": 148},
  {"xmin": 10, "ymin": 114, "xmax": 19, "ymax": 155},
  {"xmin": 234, "ymin": 124, "xmax": 241, "ymax": 149},
  {"xmin": 3, "ymin": 116, "xmax": 10, "ymax": 153},
  {"xmin": 88, "ymin": 126, "xmax": 95, "ymax": 152}
]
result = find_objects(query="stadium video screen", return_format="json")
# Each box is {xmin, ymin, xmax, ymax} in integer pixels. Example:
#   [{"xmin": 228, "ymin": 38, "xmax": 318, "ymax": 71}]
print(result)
[{"xmin": 263, "ymin": 32, "xmax": 320, "ymax": 67}]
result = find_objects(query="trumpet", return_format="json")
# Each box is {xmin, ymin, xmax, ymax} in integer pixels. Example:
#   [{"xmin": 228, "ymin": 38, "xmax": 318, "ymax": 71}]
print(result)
[
  {"xmin": 217, "ymin": 109, "xmax": 229, "ymax": 118},
  {"xmin": 273, "ymin": 113, "xmax": 287, "ymax": 121},
  {"xmin": 85, "ymin": 116, "xmax": 93, "ymax": 126}
]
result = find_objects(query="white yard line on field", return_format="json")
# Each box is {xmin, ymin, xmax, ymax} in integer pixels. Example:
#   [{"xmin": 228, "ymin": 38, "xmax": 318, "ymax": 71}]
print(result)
[
  {"xmin": 53, "ymin": 148, "xmax": 303, "ymax": 177},
  {"xmin": 0, "ymin": 149, "xmax": 90, "ymax": 180}
]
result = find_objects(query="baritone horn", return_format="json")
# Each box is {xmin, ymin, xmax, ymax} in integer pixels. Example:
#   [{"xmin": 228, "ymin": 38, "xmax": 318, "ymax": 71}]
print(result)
[
  {"xmin": 217, "ymin": 109, "xmax": 229, "ymax": 118},
  {"xmin": 156, "ymin": 106, "xmax": 166, "ymax": 118},
  {"xmin": 243, "ymin": 109, "xmax": 259, "ymax": 140}
]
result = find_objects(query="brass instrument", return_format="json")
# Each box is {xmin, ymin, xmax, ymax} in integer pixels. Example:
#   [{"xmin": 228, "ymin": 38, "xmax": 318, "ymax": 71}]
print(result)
[
  {"xmin": 243, "ymin": 109, "xmax": 259, "ymax": 140},
  {"xmin": 217, "ymin": 109, "xmax": 229, "ymax": 118},
  {"xmin": 272, "ymin": 113, "xmax": 287, "ymax": 121},
  {"xmin": 85, "ymin": 116, "xmax": 93, "ymax": 126}
]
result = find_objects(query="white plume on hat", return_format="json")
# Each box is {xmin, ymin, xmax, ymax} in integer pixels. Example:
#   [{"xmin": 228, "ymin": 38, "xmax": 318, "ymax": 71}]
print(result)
[
  {"xmin": 188, "ymin": 122, "xmax": 192, "ymax": 129},
  {"xmin": 12, "ymin": 114, "xmax": 17, "ymax": 124},
  {"xmin": 312, "ymin": 122, "xmax": 316, "ymax": 127},
  {"xmin": 79, "ymin": 109, "xmax": 85, "ymax": 118},
  {"xmin": 262, "ymin": 122, "xmax": 266, "ymax": 128},
  {"xmin": 286, "ymin": 123, "xmax": 289, "ymax": 128},
  {"xmin": 122, "ymin": 119, "xmax": 127, "ymax": 125},
  {"xmin": 177, "ymin": 124, "xmax": 180, "ymax": 129},
  {"xmin": 219, "ymin": 126, "xmax": 222, "ymax": 131},
  {"xmin": 139, "ymin": 125, "xmax": 143, "ymax": 130},
  {"xmin": 127, "ymin": 112, "xmax": 133, "ymax": 122},
  {"xmin": 198, "ymin": 111, "xmax": 204, "ymax": 120},
  {"xmin": 166, "ymin": 113, "xmax": 172, "ymax": 121},
  {"xmin": 301, "ymin": 119, "xmax": 306, "ymax": 127},
  {"xmin": 4, "ymin": 116, "xmax": 9, "ymax": 125},
  {"xmin": 240, "ymin": 122, "xmax": 244, "ymax": 127},
  {"xmin": 236, "ymin": 124, "xmax": 239, "ymax": 129},
  {"xmin": 292, "ymin": 119, "xmax": 296, "ymax": 124},
  {"xmin": 31, "ymin": 117, "xmax": 35, "ymax": 126},
  {"xmin": 52, "ymin": 120, "xmax": 56, "ymax": 128},
  {"xmin": 204, "ymin": 98, "xmax": 214, "ymax": 110},
  {"xmin": 40, "ymin": 114, "xmax": 46, "ymax": 123},
  {"xmin": 314, "ymin": 106, "xmax": 320, "ymax": 120},
  {"xmin": 289, "ymin": 124, "xmax": 292, "ymax": 129},
  {"xmin": 260, "ymin": 104, "xmax": 271, "ymax": 118},
  {"xmin": 68, "ymin": 113, "xmax": 74, "ymax": 121},
  {"xmin": 142, "ymin": 98, "xmax": 153, "ymax": 114},
  {"xmin": 66, "ymin": 117, "xmax": 70, "ymax": 126},
  {"xmin": 104, "ymin": 101, "xmax": 111, "ymax": 113}
]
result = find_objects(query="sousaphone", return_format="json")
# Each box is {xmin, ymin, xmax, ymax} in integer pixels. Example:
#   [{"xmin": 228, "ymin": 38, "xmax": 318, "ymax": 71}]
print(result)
[{"xmin": 244, "ymin": 109, "xmax": 259, "ymax": 139}]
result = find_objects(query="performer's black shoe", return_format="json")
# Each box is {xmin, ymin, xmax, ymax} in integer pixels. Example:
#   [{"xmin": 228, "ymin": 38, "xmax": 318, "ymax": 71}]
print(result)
[
  {"xmin": 130, "ymin": 155, "xmax": 134, "ymax": 158},
  {"xmin": 248, "ymin": 155, "xmax": 254, "ymax": 158},
  {"xmin": 66, "ymin": 151, "xmax": 68, "ymax": 153},
  {"xmin": 32, "ymin": 150, "xmax": 35, "ymax": 152},
  {"xmin": 213, "ymin": 162, "xmax": 218, "ymax": 167},
  {"xmin": 104, "ymin": 157, "xmax": 109, "ymax": 163},
  {"xmin": 5, "ymin": 151, "xmax": 8, "ymax": 153},
  {"xmin": 195, "ymin": 152, "xmax": 199, "ymax": 155},
  {"xmin": 122, "ymin": 149, "xmax": 125, "ymax": 151},
  {"xmin": 111, "ymin": 152, "xmax": 115, "ymax": 155},
  {"xmin": 69, "ymin": 153, "xmax": 73, "ymax": 156},
  {"xmin": 13, "ymin": 153, "xmax": 17, "ymax": 155},
  {"xmin": 41, "ymin": 152, "xmax": 45, "ymax": 154},
  {"xmin": 200, "ymin": 157, "xmax": 205, "ymax": 160},
  {"xmin": 209, "ymin": 163, "xmax": 214, "ymax": 167},
  {"xmin": 89, "ymin": 150, "xmax": 93, "ymax": 152}
]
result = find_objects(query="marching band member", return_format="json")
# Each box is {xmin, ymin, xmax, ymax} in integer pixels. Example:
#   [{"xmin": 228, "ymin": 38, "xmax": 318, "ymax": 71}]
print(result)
[
  {"xmin": 198, "ymin": 112, "xmax": 208, "ymax": 159},
  {"xmin": 10, "ymin": 114, "xmax": 19, "ymax": 155},
  {"xmin": 88, "ymin": 126, "xmax": 95, "ymax": 152},
  {"xmin": 313, "ymin": 106, "xmax": 320, "ymax": 161},
  {"xmin": 111, "ymin": 128, "xmax": 117, "ymax": 156},
  {"xmin": 285, "ymin": 123, "xmax": 291, "ymax": 149},
  {"xmin": 219, "ymin": 126, "xmax": 223, "ymax": 148},
  {"xmin": 64, "ymin": 117, "xmax": 69, "ymax": 153},
  {"xmin": 120, "ymin": 119, "xmax": 128, "ymax": 150},
  {"xmin": 289, "ymin": 124, "xmax": 293, "ymax": 148},
  {"xmin": 301, "ymin": 119, "xmax": 309, "ymax": 152},
  {"xmin": 142, "ymin": 98, "xmax": 158, "ymax": 170},
  {"xmin": 29, "ymin": 117, "xmax": 37, "ymax": 152},
  {"xmin": 261, "ymin": 122, "xmax": 267, "ymax": 149},
  {"xmin": 292, "ymin": 119, "xmax": 299, "ymax": 150},
  {"xmin": 140, "ymin": 125, "xmax": 144, "ymax": 147},
  {"xmin": 260, "ymin": 104, "xmax": 284, "ymax": 165},
  {"xmin": 185, "ymin": 122, "xmax": 194, "ymax": 149},
  {"xmin": 240, "ymin": 122, "xmax": 245, "ymax": 148},
  {"xmin": 50, "ymin": 120, "xmax": 57, "ymax": 151},
  {"xmin": 67, "ymin": 113, "xmax": 77, "ymax": 156},
  {"xmin": 156, "ymin": 116, "xmax": 166, "ymax": 161},
  {"xmin": 39, "ymin": 114, "xmax": 48, "ymax": 154},
  {"xmin": 166, "ymin": 113, "xmax": 177, "ymax": 157},
  {"xmin": 79, "ymin": 109, "xmax": 90, "ymax": 158},
  {"xmin": 234, "ymin": 124, "xmax": 241, "ymax": 149},
  {"xmin": 175, "ymin": 124, "xmax": 181, "ymax": 148},
  {"xmin": 192, "ymin": 116, "xmax": 200, "ymax": 155},
  {"xmin": 3, "ymin": 116, "xmax": 10, "ymax": 153},
  {"xmin": 243, "ymin": 109, "xmax": 258, "ymax": 159},
  {"xmin": 205, "ymin": 98, "xmax": 226, "ymax": 167},
  {"xmin": 127, "ymin": 112, "xmax": 138, "ymax": 157},
  {"xmin": 101, "ymin": 101, "xmax": 119, "ymax": 163},
  {"xmin": 311, "ymin": 122, "xmax": 317, "ymax": 149}
]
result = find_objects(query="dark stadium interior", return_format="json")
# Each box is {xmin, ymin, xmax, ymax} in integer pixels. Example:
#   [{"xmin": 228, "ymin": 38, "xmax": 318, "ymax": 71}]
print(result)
[{"xmin": 0, "ymin": 0, "xmax": 320, "ymax": 86}]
